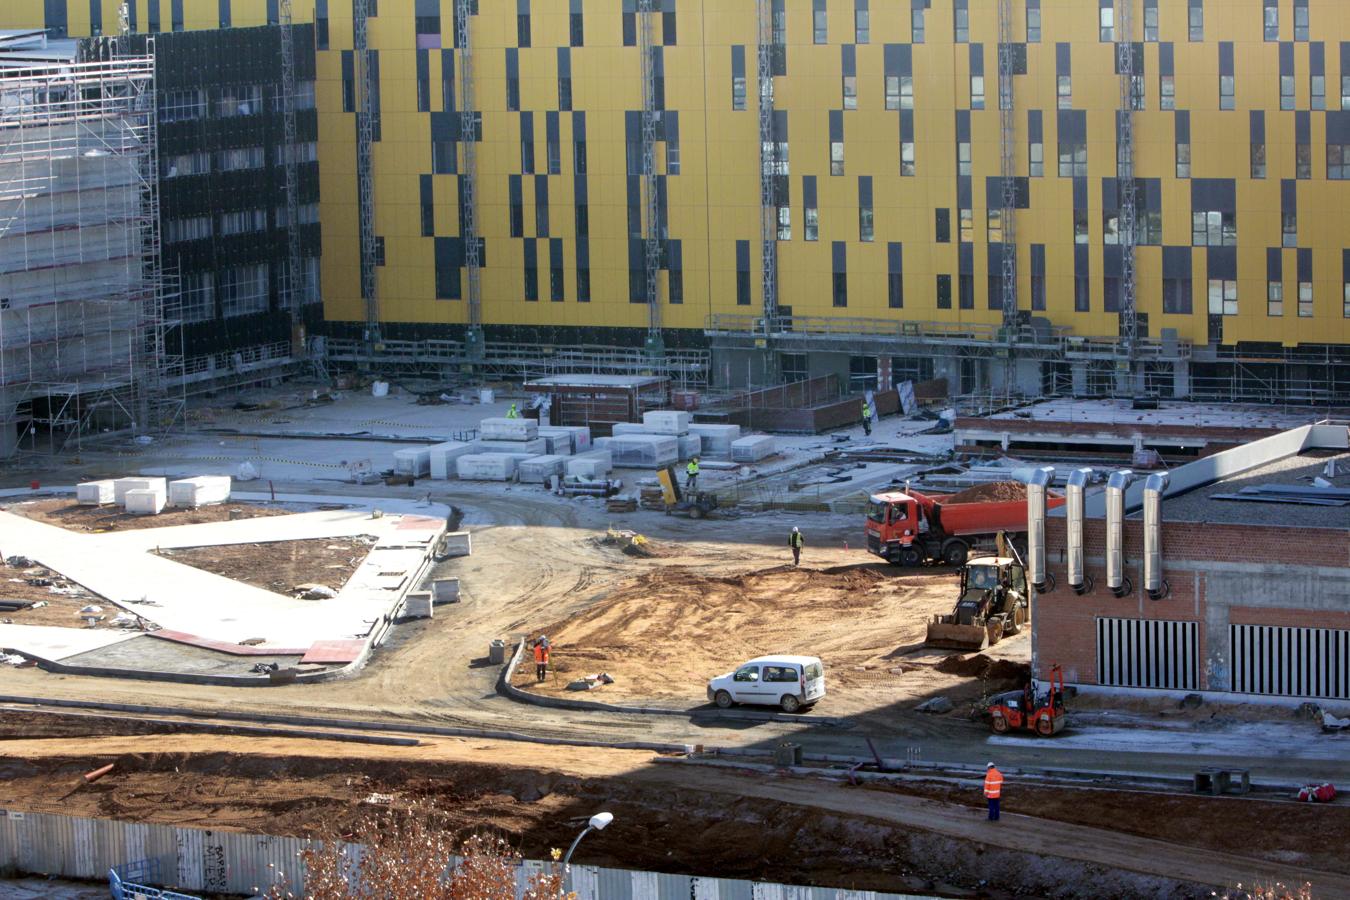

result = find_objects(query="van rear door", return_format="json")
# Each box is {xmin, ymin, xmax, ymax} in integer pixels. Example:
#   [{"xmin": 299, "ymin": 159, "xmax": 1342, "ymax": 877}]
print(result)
[{"xmin": 802, "ymin": 660, "xmax": 825, "ymax": 701}]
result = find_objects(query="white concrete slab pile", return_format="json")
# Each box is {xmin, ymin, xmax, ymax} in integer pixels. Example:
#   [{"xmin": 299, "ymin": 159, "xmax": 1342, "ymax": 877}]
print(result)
[
  {"xmin": 75, "ymin": 480, "xmax": 115, "ymax": 505},
  {"xmin": 431, "ymin": 578, "xmax": 460, "ymax": 603},
  {"xmin": 474, "ymin": 437, "xmax": 549, "ymax": 455},
  {"xmin": 560, "ymin": 425, "xmax": 592, "ymax": 453},
  {"xmin": 124, "ymin": 487, "xmax": 166, "ymax": 516},
  {"xmin": 168, "ymin": 476, "xmax": 231, "ymax": 508},
  {"xmin": 427, "ymin": 441, "xmax": 477, "ymax": 479},
  {"xmin": 538, "ymin": 425, "xmax": 584, "ymax": 455},
  {"xmin": 457, "ymin": 453, "xmax": 526, "ymax": 481},
  {"xmin": 611, "ymin": 422, "xmax": 647, "ymax": 436},
  {"xmin": 643, "ymin": 410, "xmax": 691, "ymax": 435},
  {"xmin": 518, "ymin": 455, "xmax": 567, "ymax": 483},
  {"xmin": 689, "ymin": 423, "xmax": 741, "ymax": 457},
  {"xmin": 393, "ymin": 447, "xmax": 432, "ymax": 477},
  {"xmin": 479, "ymin": 417, "xmax": 539, "ymax": 441},
  {"xmin": 113, "ymin": 477, "xmax": 166, "ymax": 506},
  {"xmin": 678, "ymin": 434, "xmax": 702, "ymax": 460},
  {"xmin": 566, "ymin": 450, "xmax": 612, "ymax": 478},
  {"xmin": 731, "ymin": 434, "xmax": 776, "ymax": 462},
  {"xmin": 604, "ymin": 434, "xmax": 679, "ymax": 468},
  {"xmin": 403, "ymin": 592, "xmax": 433, "ymax": 619}
]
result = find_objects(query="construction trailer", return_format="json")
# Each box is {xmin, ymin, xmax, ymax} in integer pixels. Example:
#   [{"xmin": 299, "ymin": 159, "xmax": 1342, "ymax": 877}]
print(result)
[{"xmin": 0, "ymin": 31, "xmax": 179, "ymax": 457}]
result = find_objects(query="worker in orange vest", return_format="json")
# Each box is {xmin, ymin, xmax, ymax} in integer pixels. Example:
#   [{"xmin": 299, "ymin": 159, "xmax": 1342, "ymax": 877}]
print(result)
[
  {"xmin": 984, "ymin": 762, "xmax": 1004, "ymax": 821},
  {"xmin": 533, "ymin": 636, "xmax": 551, "ymax": 682}
]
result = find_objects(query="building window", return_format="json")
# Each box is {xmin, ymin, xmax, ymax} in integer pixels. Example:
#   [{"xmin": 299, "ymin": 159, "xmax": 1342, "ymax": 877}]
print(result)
[
  {"xmin": 1343, "ymin": 280, "xmax": 1350, "ymax": 318},
  {"xmin": 1028, "ymin": 139, "xmax": 1044, "ymax": 177},
  {"xmin": 777, "ymin": 204, "xmax": 791, "ymax": 241},
  {"xmin": 1220, "ymin": 74, "xmax": 1235, "ymax": 110},
  {"xmin": 855, "ymin": 2, "xmax": 869, "ymax": 43},
  {"xmin": 1312, "ymin": 74, "xmax": 1326, "ymax": 111},
  {"xmin": 936, "ymin": 274, "xmax": 951, "ymax": 309},
  {"xmin": 1057, "ymin": 74, "xmax": 1072, "ymax": 109},
  {"xmin": 1031, "ymin": 272, "xmax": 1046, "ymax": 310},
  {"xmin": 1297, "ymin": 142, "xmax": 1312, "ymax": 179},
  {"xmin": 803, "ymin": 175, "xmax": 819, "ymax": 241},
  {"xmin": 935, "ymin": 208, "xmax": 951, "ymax": 243},
  {"xmin": 1144, "ymin": 1, "xmax": 1159, "ymax": 41},
  {"xmin": 1176, "ymin": 140, "xmax": 1190, "ymax": 178},
  {"xmin": 220, "ymin": 264, "xmax": 269, "ymax": 318},
  {"xmin": 858, "ymin": 177, "xmax": 873, "ymax": 242},
  {"xmin": 158, "ymin": 88, "xmax": 206, "ymax": 122},
  {"xmin": 1074, "ymin": 209, "xmax": 1089, "ymax": 244},
  {"xmin": 165, "ymin": 216, "xmax": 213, "ymax": 243},
  {"xmin": 550, "ymin": 241, "xmax": 564, "ymax": 302},
  {"xmin": 1264, "ymin": 1, "xmax": 1279, "ymax": 41},
  {"xmin": 954, "ymin": 1, "xmax": 969, "ymax": 43},
  {"xmin": 1100, "ymin": 4, "xmax": 1114, "ymax": 42},
  {"xmin": 958, "ymin": 141, "xmax": 972, "ymax": 176},
  {"xmin": 1207, "ymin": 279, "xmax": 1237, "ymax": 315},
  {"xmin": 215, "ymin": 85, "xmax": 262, "ymax": 118},
  {"xmin": 1295, "ymin": 0, "xmax": 1309, "ymax": 42},
  {"xmin": 912, "ymin": 6, "xmax": 924, "ymax": 43},
  {"xmin": 886, "ymin": 75, "xmax": 913, "ymax": 111},
  {"xmin": 888, "ymin": 244, "xmax": 903, "ymax": 308},
  {"xmin": 1283, "ymin": 211, "xmax": 1298, "ymax": 248},
  {"xmin": 959, "ymin": 274, "xmax": 974, "ymax": 309},
  {"xmin": 1192, "ymin": 210, "xmax": 1237, "ymax": 246},
  {"xmin": 1163, "ymin": 276, "xmax": 1191, "ymax": 313},
  {"xmin": 901, "ymin": 139, "xmax": 915, "ymax": 176},
  {"xmin": 1074, "ymin": 275, "xmax": 1090, "ymax": 311},
  {"xmin": 1329, "ymin": 145, "xmax": 1350, "ymax": 179},
  {"xmin": 987, "ymin": 209, "xmax": 1003, "ymax": 244},
  {"xmin": 570, "ymin": 0, "xmax": 584, "ymax": 46},
  {"xmin": 215, "ymin": 146, "xmax": 265, "ymax": 172},
  {"xmin": 731, "ymin": 46, "xmax": 746, "ymax": 110},
  {"xmin": 1189, "ymin": 1, "xmax": 1203, "ymax": 42},
  {"xmin": 813, "ymin": 0, "xmax": 826, "ymax": 44},
  {"xmin": 181, "ymin": 272, "xmax": 216, "ymax": 323},
  {"xmin": 1058, "ymin": 140, "xmax": 1086, "ymax": 177},
  {"xmin": 843, "ymin": 75, "xmax": 857, "ymax": 110},
  {"xmin": 971, "ymin": 75, "xmax": 985, "ymax": 110},
  {"xmin": 1027, "ymin": 4, "xmax": 1041, "ymax": 42},
  {"xmin": 1268, "ymin": 280, "xmax": 1284, "ymax": 316},
  {"xmin": 830, "ymin": 141, "xmax": 844, "ymax": 176},
  {"xmin": 1298, "ymin": 280, "xmax": 1313, "ymax": 317},
  {"xmin": 960, "ymin": 207, "xmax": 974, "ymax": 242},
  {"xmin": 1281, "ymin": 74, "xmax": 1295, "ymax": 111},
  {"xmin": 161, "ymin": 152, "xmax": 210, "ymax": 178},
  {"xmin": 1252, "ymin": 142, "xmax": 1267, "ymax": 178},
  {"xmin": 1160, "ymin": 73, "xmax": 1175, "ymax": 110},
  {"xmin": 832, "ymin": 242, "xmax": 848, "ymax": 307},
  {"xmin": 1343, "ymin": 76, "xmax": 1350, "ymax": 110}
]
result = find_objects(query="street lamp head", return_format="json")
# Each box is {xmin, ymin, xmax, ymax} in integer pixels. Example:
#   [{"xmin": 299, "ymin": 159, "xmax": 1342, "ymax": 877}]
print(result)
[{"xmin": 588, "ymin": 812, "xmax": 614, "ymax": 831}]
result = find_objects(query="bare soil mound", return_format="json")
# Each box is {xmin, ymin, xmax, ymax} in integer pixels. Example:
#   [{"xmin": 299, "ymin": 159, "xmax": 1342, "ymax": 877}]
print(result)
[
  {"xmin": 944, "ymin": 481, "xmax": 1028, "ymax": 504},
  {"xmin": 154, "ymin": 537, "xmax": 375, "ymax": 595},
  {"xmin": 935, "ymin": 652, "xmax": 1029, "ymax": 682},
  {"xmin": 8, "ymin": 499, "xmax": 289, "ymax": 533}
]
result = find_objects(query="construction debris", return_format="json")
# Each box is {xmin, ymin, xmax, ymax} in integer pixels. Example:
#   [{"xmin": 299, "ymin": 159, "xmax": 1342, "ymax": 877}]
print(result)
[{"xmin": 915, "ymin": 696, "xmax": 954, "ymax": 714}]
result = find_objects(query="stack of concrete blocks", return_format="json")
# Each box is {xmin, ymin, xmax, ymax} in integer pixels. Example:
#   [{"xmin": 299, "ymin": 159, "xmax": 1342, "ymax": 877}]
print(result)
[
  {"xmin": 113, "ymin": 477, "xmax": 167, "ymax": 507},
  {"xmin": 125, "ymin": 484, "xmax": 167, "ymax": 515},
  {"xmin": 603, "ymin": 434, "xmax": 679, "ymax": 468},
  {"xmin": 536, "ymin": 426, "xmax": 578, "ymax": 456},
  {"xmin": 518, "ymin": 455, "xmax": 567, "ymax": 483},
  {"xmin": 168, "ymin": 476, "xmax": 232, "ymax": 508},
  {"xmin": 474, "ymin": 437, "xmax": 549, "ymax": 455},
  {"xmin": 403, "ymin": 591, "xmax": 434, "ymax": 619},
  {"xmin": 440, "ymin": 532, "xmax": 472, "ymax": 557},
  {"xmin": 678, "ymin": 434, "xmax": 703, "ymax": 459},
  {"xmin": 689, "ymin": 423, "xmax": 741, "ymax": 458},
  {"xmin": 560, "ymin": 425, "xmax": 592, "ymax": 453},
  {"xmin": 643, "ymin": 410, "xmax": 691, "ymax": 435},
  {"xmin": 610, "ymin": 422, "xmax": 647, "ymax": 436},
  {"xmin": 566, "ymin": 449, "xmax": 613, "ymax": 479},
  {"xmin": 393, "ymin": 447, "xmax": 432, "ymax": 477},
  {"xmin": 479, "ymin": 417, "xmax": 539, "ymax": 441},
  {"xmin": 431, "ymin": 578, "xmax": 461, "ymax": 603},
  {"xmin": 428, "ymin": 441, "xmax": 477, "ymax": 479},
  {"xmin": 457, "ymin": 452, "xmax": 531, "ymax": 481},
  {"xmin": 76, "ymin": 480, "xmax": 115, "ymax": 505},
  {"xmin": 731, "ymin": 434, "xmax": 777, "ymax": 462}
]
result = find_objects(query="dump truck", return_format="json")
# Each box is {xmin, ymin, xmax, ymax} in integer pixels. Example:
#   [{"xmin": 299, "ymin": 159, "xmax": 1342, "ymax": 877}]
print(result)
[
  {"xmin": 864, "ymin": 483, "xmax": 1065, "ymax": 566},
  {"xmin": 925, "ymin": 555, "xmax": 1028, "ymax": 650}
]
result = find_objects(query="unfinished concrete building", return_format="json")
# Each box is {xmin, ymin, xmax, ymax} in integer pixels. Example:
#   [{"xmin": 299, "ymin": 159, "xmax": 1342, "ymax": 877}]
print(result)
[{"xmin": 0, "ymin": 31, "xmax": 170, "ymax": 456}]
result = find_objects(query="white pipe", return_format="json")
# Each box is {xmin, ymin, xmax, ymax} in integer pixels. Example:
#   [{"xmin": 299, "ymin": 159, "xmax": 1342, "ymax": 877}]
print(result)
[
  {"xmin": 1066, "ymin": 468, "xmax": 1093, "ymax": 593},
  {"xmin": 1143, "ymin": 472, "xmax": 1170, "ymax": 599},
  {"xmin": 1026, "ymin": 466, "xmax": 1055, "ymax": 590},
  {"xmin": 1105, "ymin": 470, "xmax": 1134, "ymax": 595}
]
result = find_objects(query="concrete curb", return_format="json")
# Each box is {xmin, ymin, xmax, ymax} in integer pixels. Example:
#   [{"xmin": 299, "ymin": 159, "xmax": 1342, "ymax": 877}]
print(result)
[
  {"xmin": 497, "ymin": 639, "xmax": 854, "ymax": 727},
  {"xmin": 15, "ymin": 706, "xmax": 420, "ymax": 747}
]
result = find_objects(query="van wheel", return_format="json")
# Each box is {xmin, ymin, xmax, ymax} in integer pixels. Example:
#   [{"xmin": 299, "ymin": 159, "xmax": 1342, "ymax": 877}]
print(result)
[
  {"xmin": 942, "ymin": 541, "xmax": 969, "ymax": 567},
  {"xmin": 779, "ymin": 694, "xmax": 802, "ymax": 713},
  {"xmin": 714, "ymin": 690, "xmax": 733, "ymax": 709}
]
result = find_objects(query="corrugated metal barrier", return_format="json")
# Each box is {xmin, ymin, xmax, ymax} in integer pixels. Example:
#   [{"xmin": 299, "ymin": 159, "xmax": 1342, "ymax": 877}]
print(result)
[{"xmin": 0, "ymin": 809, "xmax": 934, "ymax": 899}]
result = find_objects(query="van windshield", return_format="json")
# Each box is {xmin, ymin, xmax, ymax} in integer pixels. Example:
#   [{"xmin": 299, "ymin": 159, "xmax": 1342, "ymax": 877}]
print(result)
[{"xmin": 804, "ymin": 662, "xmax": 823, "ymax": 681}]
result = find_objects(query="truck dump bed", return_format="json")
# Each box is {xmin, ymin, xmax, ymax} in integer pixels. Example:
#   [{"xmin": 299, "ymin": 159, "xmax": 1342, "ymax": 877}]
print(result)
[{"xmin": 927, "ymin": 490, "xmax": 1065, "ymax": 537}]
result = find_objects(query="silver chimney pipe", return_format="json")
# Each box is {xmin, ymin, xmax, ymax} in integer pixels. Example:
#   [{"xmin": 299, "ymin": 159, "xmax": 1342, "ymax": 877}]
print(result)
[
  {"xmin": 1105, "ymin": 470, "xmax": 1134, "ymax": 597},
  {"xmin": 1143, "ymin": 472, "xmax": 1170, "ymax": 600},
  {"xmin": 1066, "ymin": 468, "xmax": 1094, "ymax": 595},
  {"xmin": 1026, "ymin": 466, "xmax": 1055, "ymax": 592}
]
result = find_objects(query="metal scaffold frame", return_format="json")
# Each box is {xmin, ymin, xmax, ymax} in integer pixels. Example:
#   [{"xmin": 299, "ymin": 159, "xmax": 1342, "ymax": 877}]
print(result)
[
  {"xmin": 0, "ymin": 45, "xmax": 181, "ymax": 454},
  {"xmin": 997, "ymin": 0, "xmax": 1017, "ymax": 333},
  {"xmin": 639, "ymin": 0, "xmax": 663, "ymax": 351},
  {"xmin": 757, "ymin": 0, "xmax": 778, "ymax": 327},
  {"xmin": 1116, "ymin": 0, "xmax": 1138, "ymax": 373},
  {"xmin": 278, "ymin": 0, "xmax": 303, "ymax": 322},
  {"xmin": 355, "ymin": 0, "xmax": 379, "ymax": 343},
  {"xmin": 456, "ymin": 0, "xmax": 483, "ymax": 358}
]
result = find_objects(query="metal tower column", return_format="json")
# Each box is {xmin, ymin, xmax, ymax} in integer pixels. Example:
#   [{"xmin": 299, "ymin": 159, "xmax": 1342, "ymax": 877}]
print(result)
[
  {"xmin": 278, "ymin": 0, "xmax": 304, "ymax": 332},
  {"xmin": 639, "ymin": 0, "xmax": 664, "ymax": 358},
  {"xmin": 355, "ymin": 0, "xmax": 380, "ymax": 345},
  {"xmin": 757, "ymin": 0, "xmax": 778, "ymax": 331},
  {"xmin": 1117, "ymin": 0, "xmax": 1138, "ymax": 382},
  {"xmin": 456, "ymin": 0, "xmax": 483, "ymax": 360},
  {"xmin": 996, "ymin": 0, "xmax": 1018, "ymax": 397}
]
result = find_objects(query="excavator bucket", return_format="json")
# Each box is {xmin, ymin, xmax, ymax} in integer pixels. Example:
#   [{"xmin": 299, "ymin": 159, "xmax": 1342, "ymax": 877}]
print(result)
[{"xmin": 924, "ymin": 616, "xmax": 1006, "ymax": 651}]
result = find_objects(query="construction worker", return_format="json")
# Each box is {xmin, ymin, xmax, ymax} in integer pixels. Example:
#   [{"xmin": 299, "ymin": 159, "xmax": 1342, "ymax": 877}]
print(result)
[
  {"xmin": 861, "ymin": 399, "xmax": 873, "ymax": 436},
  {"xmin": 984, "ymin": 762, "xmax": 1004, "ymax": 821},
  {"xmin": 533, "ymin": 635, "xmax": 550, "ymax": 682},
  {"xmin": 789, "ymin": 526, "xmax": 805, "ymax": 566},
  {"xmin": 686, "ymin": 456, "xmax": 700, "ymax": 493},
  {"xmin": 506, "ymin": 403, "xmax": 520, "ymax": 419}
]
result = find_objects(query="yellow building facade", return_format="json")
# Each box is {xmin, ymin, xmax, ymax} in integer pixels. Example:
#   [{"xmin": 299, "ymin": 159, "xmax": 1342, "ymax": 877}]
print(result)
[{"xmin": 9, "ymin": 1, "xmax": 1350, "ymax": 398}]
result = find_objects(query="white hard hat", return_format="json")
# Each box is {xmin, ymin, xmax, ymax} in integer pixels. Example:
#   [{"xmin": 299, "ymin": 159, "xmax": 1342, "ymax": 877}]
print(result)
[
  {"xmin": 792, "ymin": 526, "xmax": 799, "ymax": 532},
  {"xmin": 986, "ymin": 762, "xmax": 996, "ymax": 769}
]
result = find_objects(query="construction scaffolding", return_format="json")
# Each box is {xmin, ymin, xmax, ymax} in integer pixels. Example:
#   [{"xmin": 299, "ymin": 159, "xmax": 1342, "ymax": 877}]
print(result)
[
  {"xmin": 0, "ymin": 39, "xmax": 178, "ymax": 456},
  {"xmin": 638, "ymin": 0, "xmax": 664, "ymax": 356}
]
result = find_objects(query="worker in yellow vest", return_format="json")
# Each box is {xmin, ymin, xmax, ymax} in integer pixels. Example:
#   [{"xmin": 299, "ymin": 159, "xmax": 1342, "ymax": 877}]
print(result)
[
  {"xmin": 861, "ymin": 399, "xmax": 873, "ymax": 436},
  {"xmin": 984, "ymin": 762, "xmax": 1004, "ymax": 821},
  {"xmin": 685, "ymin": 457, "xmax": 700, "ymax": 493},
  {"xmin": 506, "ymin": 403, "xmax": 519, "ymax": 419}
]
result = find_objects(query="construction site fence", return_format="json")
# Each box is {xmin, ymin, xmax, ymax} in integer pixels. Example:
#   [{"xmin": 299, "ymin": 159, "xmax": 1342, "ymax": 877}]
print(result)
[{"xmin": 0, "ymin": 809, "xmax": 931, "ymax": 900}]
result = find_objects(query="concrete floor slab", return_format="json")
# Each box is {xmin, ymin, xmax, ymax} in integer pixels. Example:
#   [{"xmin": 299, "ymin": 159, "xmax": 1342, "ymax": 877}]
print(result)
[{"xmin": 0, "ymin": 624, "xmax": 138, "ymax": 662}]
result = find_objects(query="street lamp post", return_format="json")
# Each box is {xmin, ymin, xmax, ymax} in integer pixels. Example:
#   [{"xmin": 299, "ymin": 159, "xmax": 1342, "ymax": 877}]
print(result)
[{"xmin": 562, "ymin": 811, "xmax": 613, "ymax": 870}]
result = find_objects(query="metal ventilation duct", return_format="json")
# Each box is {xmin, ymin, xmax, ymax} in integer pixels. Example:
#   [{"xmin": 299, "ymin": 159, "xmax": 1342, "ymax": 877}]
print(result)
[
  {"xmin": 1143, "ymin": 472, "xmax": 1170, "ymax": 600},
  {"xmin": 1066, "ymin": 468, "xmax": 1094, "ymax": 595},
  {"xmin": 1026, "ymin": 466, "xmax": 1055, "ymax": 591},
  {"xmin": 1105, "ymin": 470, "xmax": 1134, "ymax": 597}
]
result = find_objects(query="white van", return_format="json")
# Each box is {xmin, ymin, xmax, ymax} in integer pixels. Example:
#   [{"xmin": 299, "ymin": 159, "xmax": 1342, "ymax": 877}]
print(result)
[{"xmin": 706, "ymin": 655, "xmax": 826, "ymax": 713}]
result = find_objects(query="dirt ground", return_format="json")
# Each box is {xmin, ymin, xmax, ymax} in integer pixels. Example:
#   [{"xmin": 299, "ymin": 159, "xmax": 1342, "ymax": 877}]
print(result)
[
  {"xmin": 0, "ymin": 725, "xmax": 1345, "ymax": 898},
  {"xmin": 511, "ymin": 563, "xmax": 1027, "ymax": 715},
  {"xmin": 5, "ymin": 498, "xmax": 290, "ymax": 533},
  {"xmin": 154, "ymin": 536, "xmax": 375, "ymax": 595},
  {"xmin": 0, "ymin": 560, "xmax": 115, "ymax": 629}
]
